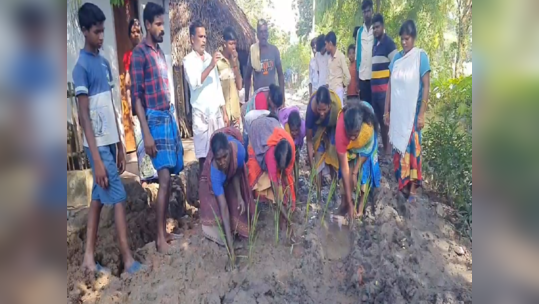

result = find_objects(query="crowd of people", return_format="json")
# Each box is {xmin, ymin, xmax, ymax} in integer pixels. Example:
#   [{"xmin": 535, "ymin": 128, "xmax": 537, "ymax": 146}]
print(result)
[{"xmin": 73, "ymin": 0, "xmax": 431, "ymax": 275}]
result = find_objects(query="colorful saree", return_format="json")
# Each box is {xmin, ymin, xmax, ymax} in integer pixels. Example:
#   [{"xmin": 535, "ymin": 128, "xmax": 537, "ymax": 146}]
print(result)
[
  {"xmin": 247, "ymin": 117, "xmax": 296, "ymax": 211},
  {"xmin": 389, "ymin": 48, "xmax": 431, "ymax": 191},
  {"xmin": 278, "ymin": 106, "xmax": 306, "ymax": 149},
  {"xmin": 342, "ymin": 102, "xmax": 381, "ymax": 190},
  {"xmin": 199, "ymin": 127, "xmax": 255, "ymax": 244},
  {"xmin": 306, "ymin": 89, "xmax": 342, "ymax": 172}
]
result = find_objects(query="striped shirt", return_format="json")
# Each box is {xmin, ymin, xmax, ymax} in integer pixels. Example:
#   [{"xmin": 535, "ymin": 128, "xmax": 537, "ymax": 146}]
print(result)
[
  {"xmin": 131, "ymin": 39, "xmax": 171, "ymax": 112},
  {"xmin": 371, "ymin": 34, "xmax": 397, "ymax": 101}
]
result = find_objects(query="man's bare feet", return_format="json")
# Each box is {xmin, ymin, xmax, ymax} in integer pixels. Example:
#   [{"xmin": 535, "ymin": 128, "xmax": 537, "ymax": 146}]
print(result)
[
  {"xmin": 156, "ymin": 238, "xmax": 170, "ymax": 254},
  {"xmin": 81, "ymin": 254, "xmax": 96, "ymax": 272},
  {"xmin": 157, "ymin": 239, "xmax": 181, "ymax": 255}
]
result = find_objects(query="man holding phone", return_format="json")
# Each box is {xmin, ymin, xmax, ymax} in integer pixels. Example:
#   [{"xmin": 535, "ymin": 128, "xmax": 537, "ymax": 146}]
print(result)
[{"xmin": 183, "ymin": 20, "xmax": 229, "ymax": 171}]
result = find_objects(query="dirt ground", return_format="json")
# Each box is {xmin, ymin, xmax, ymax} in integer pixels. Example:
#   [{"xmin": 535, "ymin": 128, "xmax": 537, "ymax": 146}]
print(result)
[{"xmin": 67, "ymin": 96, "xmax": 472, "ymax": 304}]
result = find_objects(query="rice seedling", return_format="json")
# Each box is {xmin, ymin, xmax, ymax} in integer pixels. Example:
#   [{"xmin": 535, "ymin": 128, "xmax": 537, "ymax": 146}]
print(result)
[
  {"xmin": 210, "ymin": 206, "xmax": 235, "ymax": 268},
  {"xmin": 271, "ymin": 182, "xmax": 282, "ymax": 246},
  {"xmin": 320, "ymin": 178, "xmax": 338, "ymax": 226},
  {"xmin": 247, "ymin": 197, "xmax": 260, "ymax": 265},
  {"xmin": 353, "ymin": 169, "xmax": 363, "ymax": 216},
  {"xmin": 304, "ymin": 165, "xmax": 318, "ymax": 223}
]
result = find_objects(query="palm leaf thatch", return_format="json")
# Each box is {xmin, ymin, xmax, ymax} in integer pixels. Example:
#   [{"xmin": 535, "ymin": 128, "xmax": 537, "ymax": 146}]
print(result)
[{"xmin": 169, "ymin": 0, "xmax": 256, "ymax": 66}]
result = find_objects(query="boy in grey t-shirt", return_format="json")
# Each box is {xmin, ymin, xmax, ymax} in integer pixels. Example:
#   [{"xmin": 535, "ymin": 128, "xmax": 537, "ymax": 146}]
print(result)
[{"xmin": 244, "ymin": 19, "xmax": 285, "ymax": 103}]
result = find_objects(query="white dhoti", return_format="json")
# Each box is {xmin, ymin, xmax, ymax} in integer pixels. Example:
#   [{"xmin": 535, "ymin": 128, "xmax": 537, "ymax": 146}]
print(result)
[{"xmin": 192, "ymin": 109, "xmax": 225, "ymax": 159}]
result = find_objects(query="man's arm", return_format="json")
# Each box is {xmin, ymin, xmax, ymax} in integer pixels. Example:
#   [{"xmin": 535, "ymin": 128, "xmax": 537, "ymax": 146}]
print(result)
[
  {"xmin": 275, "ymin": 48, "xmax": 286, "ymax": 104},
  {"xmin": 183, "ymin": 53, "xmax": 218, "ymax": 91},
  {"xmin": 73, "ymin": 65, "xmax": 108, "ymax": 188},
  {"xmin": 338, "ymin": 152, "xmax": 354, "ymax": 216},
  {"xmin": 215, "ymin": 66, "xmax": 229, "ymax": 126},
  {"xmin": 244, "ymin": 56, "xmax": 253, "ymax": 102},
  {"xmin": 232, "ymin": 57, "xmax": 243, "ymax": 91},
  {"xmin": 342, "ymin": 54, "xmax": 351, "ymax": 87}
]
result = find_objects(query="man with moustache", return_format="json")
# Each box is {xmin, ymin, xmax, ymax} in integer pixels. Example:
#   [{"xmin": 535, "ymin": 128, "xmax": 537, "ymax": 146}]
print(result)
[
  {"xmin": 131, "ymin": 2, "xmax": 184, "ymax": 254},
  {"xmin": 183, "ymin": 20, "xmax": 228, "ymax": 172}
]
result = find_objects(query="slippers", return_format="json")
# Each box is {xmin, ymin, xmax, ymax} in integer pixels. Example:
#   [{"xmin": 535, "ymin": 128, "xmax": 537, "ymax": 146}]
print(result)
[
  {"xmin": 94, "ymin": 263, "xmax": 111, "ymax": 275},
  {"xmin": 407, "ymin": 194, "xmax": 418, "ymax": 204},
  {"xmin": 125, "ymin": 261, "xmax": 146, "ymax": 275}
]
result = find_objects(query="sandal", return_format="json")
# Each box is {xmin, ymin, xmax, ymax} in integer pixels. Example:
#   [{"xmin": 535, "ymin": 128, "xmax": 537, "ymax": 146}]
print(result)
[{"xmin": 407, "ymin": 194, "xmax": 418, "ymax": 204}]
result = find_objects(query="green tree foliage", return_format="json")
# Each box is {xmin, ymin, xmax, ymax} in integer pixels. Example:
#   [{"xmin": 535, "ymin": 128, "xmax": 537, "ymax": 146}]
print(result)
[
  {"xmin": 294, "ymin": 0, "xmax": 314, "ymax": 39},
  {"xmin": 236, "ymin": 0, "xmax": 274, "ymax": 28},
  {"xmin": 314, "ymin": 0, "xmax": 455, "ymax": 74},
  {"xmin": 423, "ymin": 76, "xmax": 472, "ymax": 237},
  {"xmin": 281, "ymin": 42, "xmax": 311, "ymax": 79}
]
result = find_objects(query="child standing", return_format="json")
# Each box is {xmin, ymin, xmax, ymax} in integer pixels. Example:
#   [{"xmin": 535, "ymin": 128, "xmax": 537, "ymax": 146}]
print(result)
[
  {"xmin": 346, "ymin": 44, "xmax": 360, "ymax": 102},
  {"xmin": 73, "ymin": 3, "xmax": 142, "ymax": 275}
]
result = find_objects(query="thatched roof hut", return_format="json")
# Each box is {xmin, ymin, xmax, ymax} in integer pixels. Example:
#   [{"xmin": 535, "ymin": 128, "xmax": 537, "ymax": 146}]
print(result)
[
  {"xmin": 169, "ymin": 0, "xmax": 256, "ymax": 66},
  {"xmin": 169, "ymin": 0, "xmax": 256, "ymax": 137}
]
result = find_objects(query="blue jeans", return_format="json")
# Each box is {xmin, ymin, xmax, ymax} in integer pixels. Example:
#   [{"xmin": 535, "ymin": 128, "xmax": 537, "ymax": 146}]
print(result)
[{"xmin": 84, "ymin": 144, "xmax": 127, "ymax": 205}]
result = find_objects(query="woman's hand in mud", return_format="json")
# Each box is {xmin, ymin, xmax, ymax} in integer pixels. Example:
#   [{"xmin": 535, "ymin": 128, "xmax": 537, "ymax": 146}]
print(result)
[
  {"xmin": 351, "ymin": 172, "xmax": 358, "ymax": 192},
  {"xmin": 237, "ymin": 197, "xmax": 246, "ymax": 215}
]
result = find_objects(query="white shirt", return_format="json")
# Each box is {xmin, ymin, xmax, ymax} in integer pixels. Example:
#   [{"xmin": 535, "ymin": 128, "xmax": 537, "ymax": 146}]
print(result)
[
  {"xmin": 183, "ymin": 50, "xmax": 225, "ymax": 116},
  {"xmin": 309, "ymin": 57, "xmax": 318, "ymax": 89},
  {"xmin": 358, "ymin": 24, "xmax": 374, "ymax": 80},
  {"xmin": 314, "ymin": 52, "xmax": 330, "ymax": 88}
]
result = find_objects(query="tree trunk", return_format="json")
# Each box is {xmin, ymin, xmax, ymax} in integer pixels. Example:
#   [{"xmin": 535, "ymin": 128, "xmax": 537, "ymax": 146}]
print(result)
[
  {"xmin": 375, "ymin": 0, "xmax": 382, "ymax": 13},
  {"xmin": 454, "ymin": 0, "xmax": 472, "ymax": 78}
]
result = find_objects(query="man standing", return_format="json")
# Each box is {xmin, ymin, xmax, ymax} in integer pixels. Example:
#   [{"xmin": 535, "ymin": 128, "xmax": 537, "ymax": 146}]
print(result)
[
  {"xmin": 308, "ymin": 37, "xmax": 318, "ymax": 97},
  {"xmin": 244, "ymin": 19, "xmax": 285, "ymax": 104},
  {"xmin": 216, "ymin": 27, "xmax": 242, "ymax": 128},
  {"xmin": 183, "ymin": 20, "xmax": 228, "ymax": 171},
  {"xmin": 355, "ymin": 0, "xmax": 374, "ymax": 105},
  {"xmin": 371, "ymin": 14, "xmax": 397, "ymax": 157},
  {"xmin": 314, "ymin": 34, "xmax": 330, "ymax": 90},
  {"xmin": 131, "ymin": 2, "xmax": 184, "ymax": 254},
  {"xmin": 325, "ymin": 31, "xmax": 351, "ymax": 106}
]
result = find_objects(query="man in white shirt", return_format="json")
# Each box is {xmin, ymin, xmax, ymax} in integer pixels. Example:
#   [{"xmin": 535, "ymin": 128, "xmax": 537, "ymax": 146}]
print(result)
[
  {"xmin": 183, "ymin": 20, "xmax": 228, "ymax": 171},
  {"xmin": 314, "ymin": 34, "xmax": 330, "ymax": 90},
  {"xmin": 355, "ymin": 0, "xmax": 374, "ymax": 105},
  {"xmin": 308, "ymin": 37, "xmax": 318, "ymax": 96}
]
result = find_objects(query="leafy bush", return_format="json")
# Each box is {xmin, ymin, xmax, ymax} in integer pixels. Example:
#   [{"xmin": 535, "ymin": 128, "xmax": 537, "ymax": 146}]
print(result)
[{"xmin": 423, "ymin": 76, "xmax": 472, "ymax": 238}]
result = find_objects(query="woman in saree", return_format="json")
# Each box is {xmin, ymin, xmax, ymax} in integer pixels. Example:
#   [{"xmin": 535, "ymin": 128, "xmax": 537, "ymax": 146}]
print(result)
[
  {"xmin": 305, "ymin": 86, "xmax": 342, "ymax": 188},
  {"xmin": 278, "ymin": 106, "xmax": 305, "ymax": 190},
  {"xmin": 123, "ymin": 18, "xmax": 157, "ymax": 182},
  {"xmin": 199, "ymin": 127, "xmax": 255, "ymax": 258},
  {"xmin": 242, "ymin": 84, "xmax": 284, "ymax": 147},
  {"xmin": 335, "ymin": 101, "xmax": 381, "ymax": 218},
  {"xmin": 384, "ymin": 20, "xmax": 431, "ymax": 203},
  {"xmin": 279, "ymin": 106, "xmax": 306, "ymax": 151},
  {"xmin": 247, "ymin": 114, "xmax": 296, "ymax": 238},
  {"xmin": 241, "ymin": 84, "xmax": 283, "ymax": 122}
]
